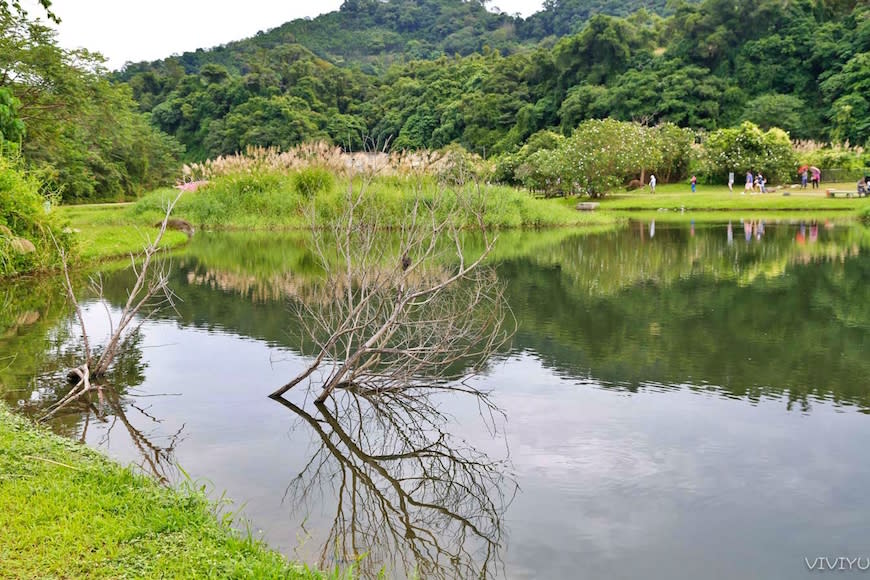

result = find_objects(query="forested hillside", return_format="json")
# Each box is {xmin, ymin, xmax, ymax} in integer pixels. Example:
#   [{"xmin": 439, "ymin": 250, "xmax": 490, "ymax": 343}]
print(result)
[
  {"xmin": 119, "ymin": 0, "xmax": 868, "ymax": 164},
  {"xmin": 117, "ymin": 0, "xmax": 683, "ymax": 75},
  {"xmin": 1, "ymin": 0, "xmax": 868, "ymax": 203}
]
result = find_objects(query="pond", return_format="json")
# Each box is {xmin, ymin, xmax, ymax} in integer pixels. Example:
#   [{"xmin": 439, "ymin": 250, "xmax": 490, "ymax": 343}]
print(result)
[{"xmin": 3, "ymin": 218, "xmax": 870, "ymax": 579}]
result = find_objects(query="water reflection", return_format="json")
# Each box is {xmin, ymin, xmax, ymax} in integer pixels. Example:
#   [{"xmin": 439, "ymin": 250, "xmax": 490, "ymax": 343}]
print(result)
[
  {"xmin": 3, "ymin": 221, "xmax": 870, "ymax": 578},
  {"xmin": 7, "ymin": 314, "xmax": 183, "ymax": 482},
  {"xmin": 272, "ymin": 391, "xmax": 515, "ymax": 578}
]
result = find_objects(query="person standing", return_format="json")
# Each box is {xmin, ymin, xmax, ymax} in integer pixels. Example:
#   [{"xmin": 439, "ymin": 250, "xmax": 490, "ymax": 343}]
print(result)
[
  {"xmin": 691, "ymin": 175, "xmax": 697, "ymax": 193},
  {"xmin": 811, "ymin": 168, "xmax": 821, "ymax": 189},
  {"xmin": 801, "ymin": 169, "xmax": 808, "ymax": 189},
  {"xmin": 649, "ymin": 174, "xmax": 656, "ymax": 194},
  {"xmin": 744, "ymin": 171, "xmax": 753, "ymax": 194}
]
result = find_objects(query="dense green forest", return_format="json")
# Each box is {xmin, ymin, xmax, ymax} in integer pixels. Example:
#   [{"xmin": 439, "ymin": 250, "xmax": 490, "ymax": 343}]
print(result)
[
  {"xmin": 0, "ymin": 0, "xmax": 868, "ymax": 203},
  {"xmin": 117, "ymin": 0, "xmax": 686, "ymax": 75},
  {"xmin": 117, "ymin": 0, "xmax": 868, "ymax": 166}
]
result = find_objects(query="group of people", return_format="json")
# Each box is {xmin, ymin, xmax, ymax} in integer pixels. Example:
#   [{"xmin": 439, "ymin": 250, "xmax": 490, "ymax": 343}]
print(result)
[
  {"xmin": 743, "ymin": 171, "xmax": 768, "ymax": 193},
  {"xmin": 645, "ymin": 167, "xmax": 842, "ymax": 194}
]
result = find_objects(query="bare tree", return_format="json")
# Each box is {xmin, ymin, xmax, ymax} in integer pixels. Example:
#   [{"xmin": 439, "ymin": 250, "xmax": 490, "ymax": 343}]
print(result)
[
  {"xmin": 273, "ymin": 389, "xmax": 515, "ymax": 579},
  {"xmin": 270, "ymin": 174, "xmax": 514, "ymax": 404},
  {"xmin": 43, "ymin": 192, "xmax": 182, "ymax": 421}
]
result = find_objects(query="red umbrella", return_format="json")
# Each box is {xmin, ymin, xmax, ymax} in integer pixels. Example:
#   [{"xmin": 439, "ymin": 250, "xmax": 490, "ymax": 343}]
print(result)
[{"xmin": 798, "ymin": 165, "xmax": 809, "ymax": 172}]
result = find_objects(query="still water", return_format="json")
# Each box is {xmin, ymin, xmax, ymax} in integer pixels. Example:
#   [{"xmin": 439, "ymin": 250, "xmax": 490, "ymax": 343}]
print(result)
[{"xmin": 3, "ymin": 219, "xmax": 870, "ymax": 579}]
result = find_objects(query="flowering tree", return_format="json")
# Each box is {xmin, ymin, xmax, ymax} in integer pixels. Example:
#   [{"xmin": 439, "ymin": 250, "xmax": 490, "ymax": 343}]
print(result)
[
  {"xmin": 701, "ymin": 121, "xmax": 797, "ymax": 184},
  {"xmin": 559, "ymin": 119, "xmax": 661, "ymax": 197}
]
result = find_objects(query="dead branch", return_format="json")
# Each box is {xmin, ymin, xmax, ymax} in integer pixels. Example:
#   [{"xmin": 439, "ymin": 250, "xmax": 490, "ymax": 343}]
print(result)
[
  {"xmin": 271, "ymin": 173, "xmax": 514, "ymax": 404},
  {"xmin": 43, "ymin": 191, "xmax": 183, "ymax": 422}
]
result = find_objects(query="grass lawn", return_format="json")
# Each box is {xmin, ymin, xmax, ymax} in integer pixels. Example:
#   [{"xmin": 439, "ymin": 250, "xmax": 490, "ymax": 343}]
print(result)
[
  {"xmin": 57, "ymin": 204, "xmax": 190, "ymax": 263},
  {"xmin": 597, "ymin": 182, "xmax": 870, "ymax": 212},
  {"xmin": 0, "ymin": 404, "xmax": 328, "ymax": 579}
]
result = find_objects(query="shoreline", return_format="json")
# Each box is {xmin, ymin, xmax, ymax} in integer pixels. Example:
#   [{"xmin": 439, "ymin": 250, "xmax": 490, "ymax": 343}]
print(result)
[{"xmin": 0, "ymin": 403, "xmax": 322, "ymax": 579}]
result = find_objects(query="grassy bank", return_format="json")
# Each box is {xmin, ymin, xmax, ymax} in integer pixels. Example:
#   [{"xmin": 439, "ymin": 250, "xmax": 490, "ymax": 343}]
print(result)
[
  {"xmin": 58, "ymin": 204, "xmax": 190, "ymax": 262},
  {"xmin": 56, "ymin": 176, "xmax": 870, "ymax": 266},
  {"xmin": 0, "ymin": 405, "xmax": 323, "ymax": 579}
]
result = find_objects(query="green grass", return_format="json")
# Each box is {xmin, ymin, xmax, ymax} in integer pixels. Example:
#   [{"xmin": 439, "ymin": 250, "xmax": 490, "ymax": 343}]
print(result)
[
  {"xmin": 59, "ymin": 177, "xmax": 870, "ymax": 259},
  {"xmin": 0, "ymin": 404, "xmax": 331, "ymax": 579},
  {"xmin": 599, "ymin": 182, "xmax": 870, "ymax": 212},
  {"xmin": 57, "ymin": 204, "xmax": 189, "ymax": 262},
  {"xmin": 130, "ymin": 173, "xmax": 616, "ymax": 230}
]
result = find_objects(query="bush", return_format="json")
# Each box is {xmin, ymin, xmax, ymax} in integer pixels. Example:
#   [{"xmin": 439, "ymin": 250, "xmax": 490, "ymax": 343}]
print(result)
[
  {"xmin": 292, "ymin": 166, "xmax": 334, "ymax": 198},
  {"xmin": 0, "ymin": 156, "xmax": 71, "ymax": 276}
]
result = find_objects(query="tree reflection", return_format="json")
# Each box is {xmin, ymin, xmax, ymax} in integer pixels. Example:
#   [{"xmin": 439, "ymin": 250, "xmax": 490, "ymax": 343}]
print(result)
[
  {"xmin": 272, "ymin": 389, "xmax": 515, "ymax": 579},
  {"xmin": 74, "ymin": 387, "xmax": 183, "ymax": 484},
  {"xmin": 12, "ymin": 325, "xmax": 183, "ymax": 483}
]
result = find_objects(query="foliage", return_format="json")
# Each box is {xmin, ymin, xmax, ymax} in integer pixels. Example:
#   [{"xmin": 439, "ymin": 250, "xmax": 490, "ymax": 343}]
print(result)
[
  {"xmin": 116, "ymin": 0, "xmax": 868, "ymax": 163},
  {"xmin": 700, "ymin": 122, "xmax": 797, "ymax": 184},
  {"xmin": 1, "ymin": 12, "xmax": 182, "ymax": 202},
  {"xmin": 0, "ymin": 87, "xmax": 24, "ymax": 153},
  {"xmin": 131, "ymin": 171, "xmax": 613, "ymax": 230},
  {"xmin": 0, "ymin": 156, "xmax": 70, "ymax": 276},
  {"xmin": 649, "ymin": 123, "xmax": 695, "ymax": 182},
  {"xmin": 493, "ymin": 130, "xmax": 564, "ymax": 186},
  {"xmin": 292, "ymin": 166, "xmax": 335, "ymax": 198},
  {"xmin": 515, "ymin": 120, "xmax": 663, "ymax": 197},
  {"xmin": 795, "ymin": 141, "xmax": 869, "ymax": 174},
  {"xmin": 0, "ymin": 0, "xmax": 57, "ymax": 22},
  {"xmin": 740, "ymin": 93, "xmax": 808, "ymax": 137}
]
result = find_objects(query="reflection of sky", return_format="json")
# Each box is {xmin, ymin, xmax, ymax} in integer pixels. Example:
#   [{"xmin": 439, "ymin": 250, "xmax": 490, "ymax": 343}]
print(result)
[
  {"xmin": 474, "ymin": 354, "xmax": 870, "ymax": 579},
  {"xmin": 10, "ymin": 222, "xmax": 870, "ymax": 580},
  {"xmin": 68, "ymin": 309, "xmax": 870, "ymax": 580}
]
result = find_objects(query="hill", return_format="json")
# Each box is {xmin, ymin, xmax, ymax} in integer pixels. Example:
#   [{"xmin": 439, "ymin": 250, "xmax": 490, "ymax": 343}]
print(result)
[
  {"xmin": 118, "ymin": 0, "xmax": 685, "ymax": 76},
  {"xmin": 115, "ymin": 0, "xmax": 869, "ymax": 164}
]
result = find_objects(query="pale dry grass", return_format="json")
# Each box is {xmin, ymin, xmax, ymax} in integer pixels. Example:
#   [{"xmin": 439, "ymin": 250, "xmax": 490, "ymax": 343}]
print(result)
[{"xmin": 183, "ymin": 142, "xmax": 490, "ymax": 181}]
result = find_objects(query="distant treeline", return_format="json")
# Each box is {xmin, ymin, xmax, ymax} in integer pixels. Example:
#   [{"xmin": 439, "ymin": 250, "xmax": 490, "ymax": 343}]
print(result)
[{"xmin": 118, "ymin": 0, "xmax": 868, "ymax": 164}]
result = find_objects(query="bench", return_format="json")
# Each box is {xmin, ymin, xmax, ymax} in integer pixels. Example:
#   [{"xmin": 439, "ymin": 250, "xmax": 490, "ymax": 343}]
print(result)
[{"xmin": 826, "ymin": 188, "xmax": 868, "ymax": 198}]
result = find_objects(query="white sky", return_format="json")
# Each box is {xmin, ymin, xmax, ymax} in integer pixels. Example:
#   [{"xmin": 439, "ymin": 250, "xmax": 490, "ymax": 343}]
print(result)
[{"xmin": 29, "ymin": 0, "xmax": 545, "ymax": 70}]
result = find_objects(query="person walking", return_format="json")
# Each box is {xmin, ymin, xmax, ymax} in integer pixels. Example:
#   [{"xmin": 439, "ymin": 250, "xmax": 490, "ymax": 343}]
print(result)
[
  {"xmin": 801, "ymin": 168, "xmax": 808, "ymax": 189},
  {"xmin": 649, "ymin": 174, "xmax": 656, "ymax": 194},
  {"xmin": 811, "ymin": 167, "xmax": 821, "ymax": 189},
  {"xmin": 728, "ymin": 172, "xmax": 734, "ymax": 193},
  {"xmin": 744, "ymin": 171, "xmax": 753, "ymax": 194},
  {"xmin": 690, "ymin": 175, "xmax": 697, "ymax": 193}
]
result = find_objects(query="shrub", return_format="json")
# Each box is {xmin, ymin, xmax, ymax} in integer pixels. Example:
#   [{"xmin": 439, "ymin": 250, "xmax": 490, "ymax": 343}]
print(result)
[
  {"xmin": 0, "ymin": 156, "xmax": 70, "ymax": 276},
  {"xmin": 493, "ymin": 130, "xmax": 564, "ymax": 188},
  {"xmin": 560, "ymin": 119, "xmax": 660, "ymax": 197},
  {"xmin": 292, "ymin": 166, "xmax": 334, "ymax": 198}
]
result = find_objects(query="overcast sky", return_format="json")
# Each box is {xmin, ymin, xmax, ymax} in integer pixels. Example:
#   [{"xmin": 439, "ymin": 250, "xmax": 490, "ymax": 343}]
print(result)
[{"xmin": 32, "ymin": 0, "xmax": 545, "ymax": 70}]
